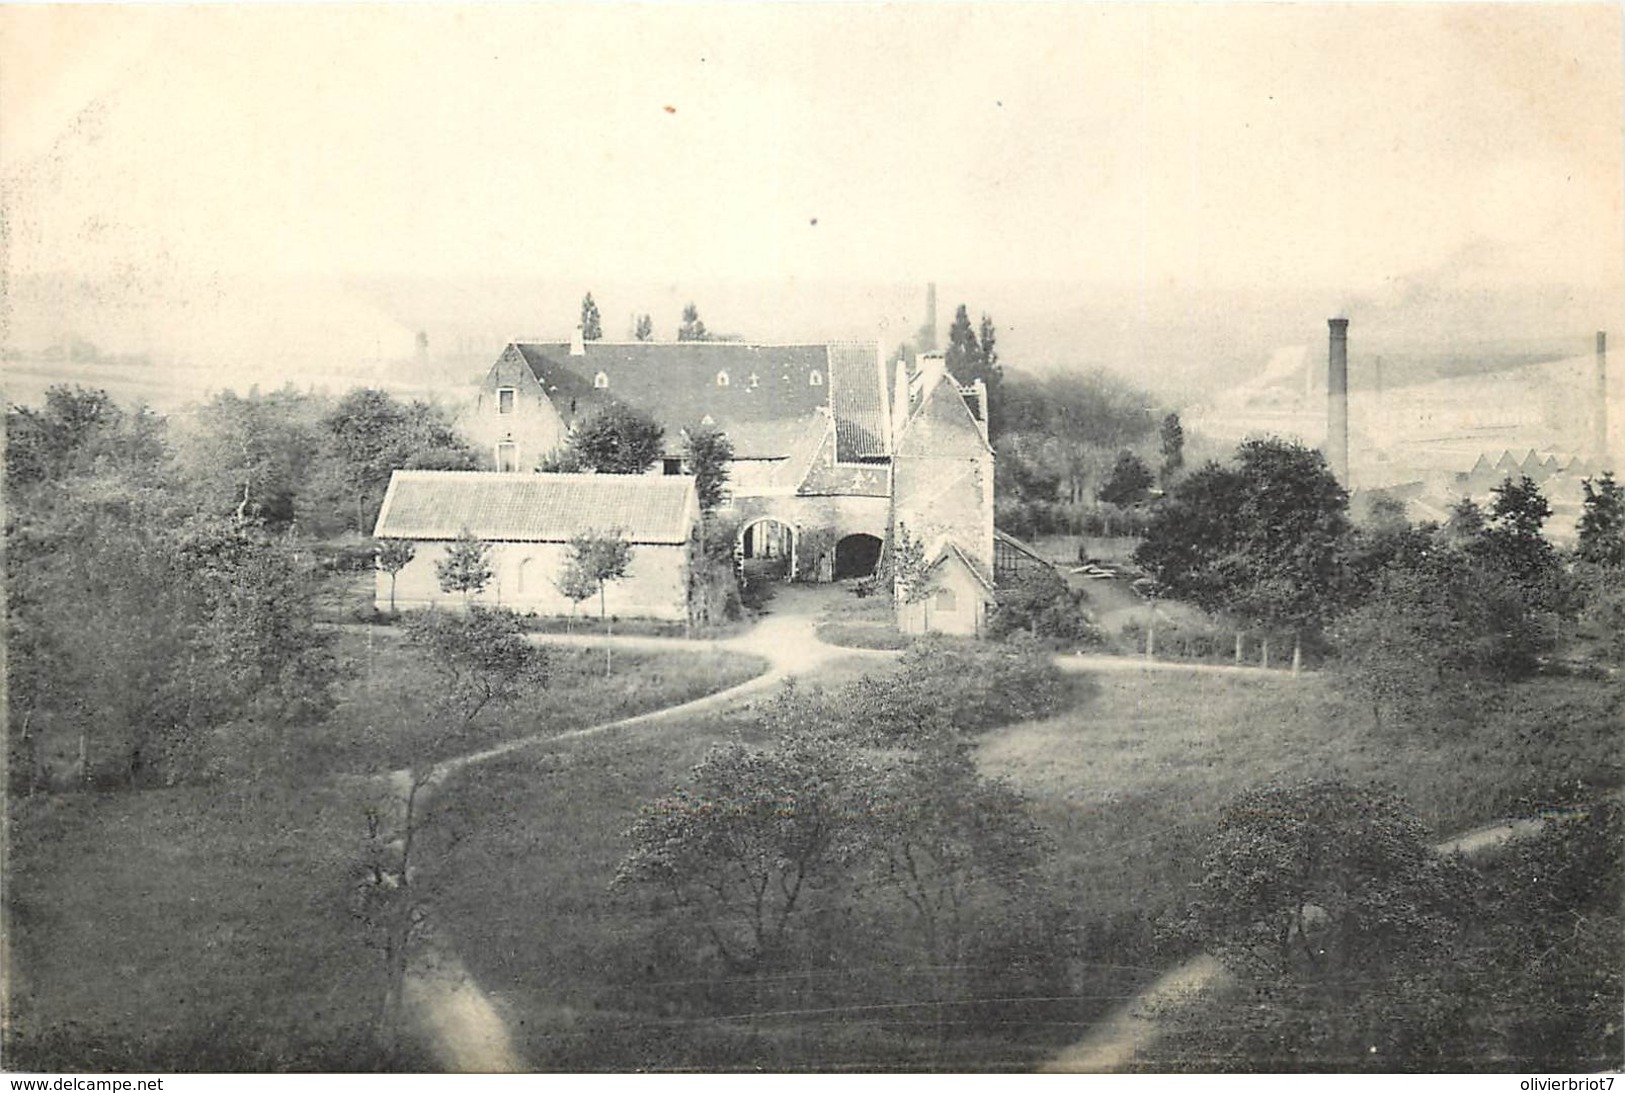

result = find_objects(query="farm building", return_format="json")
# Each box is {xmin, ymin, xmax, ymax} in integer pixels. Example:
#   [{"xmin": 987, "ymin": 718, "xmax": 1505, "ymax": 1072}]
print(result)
[
  {"xmin": 459, "ymin": 335, "xmax": 997, "ymax": 633},
  {"xmin": 372, "ymin": 470, "xmax": 698, "ymax": 620}
]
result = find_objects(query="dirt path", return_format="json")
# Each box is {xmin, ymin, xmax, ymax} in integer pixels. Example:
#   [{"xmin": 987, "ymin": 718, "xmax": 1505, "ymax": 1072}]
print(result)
[
  {"xmin": 1040, "ymin": 805, "xmax": 1595, "ymax": 1073},
  {"xmin": 401, "ymin": 595, "xmax": 887, "ymax": 1071},
  {"xmin": 405, "ymin": 943, "xmax": 525, "ymax": 1073},
  {"xmin": 1057, "ymin": 653, "xmax": 1303, "ymax": 680}
]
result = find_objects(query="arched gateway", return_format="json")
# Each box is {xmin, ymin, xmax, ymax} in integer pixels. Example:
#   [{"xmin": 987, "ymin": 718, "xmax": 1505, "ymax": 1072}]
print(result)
[
  {"xmin": 832, "ymin": 533, "xmax": 883, "ymax": 579},
  {"xmin": 737, "ymin": 517, "xmax": 795, "ymax": 581}
]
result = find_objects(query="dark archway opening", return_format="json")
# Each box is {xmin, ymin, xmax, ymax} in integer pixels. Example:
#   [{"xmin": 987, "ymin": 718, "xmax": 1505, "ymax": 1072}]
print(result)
[
  {"xmin": 833, "ymin": 533, "xmax": 883, "ymax": 580},
  {"xmin": 740, "ymin": 519, "xmax": 794, "ymax": 582}
]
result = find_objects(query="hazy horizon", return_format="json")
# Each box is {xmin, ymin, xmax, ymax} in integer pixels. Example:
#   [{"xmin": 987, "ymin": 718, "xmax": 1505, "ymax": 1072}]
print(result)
[{"xmin": 4, "ymin": 4, "xmax": 1622, "ymax": 406}]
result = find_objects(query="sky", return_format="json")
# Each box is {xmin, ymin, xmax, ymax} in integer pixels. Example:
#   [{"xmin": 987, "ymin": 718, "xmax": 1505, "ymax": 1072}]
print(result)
[{"xmin": 3, "ymin": 3, "xmax": 1622, "ymax": 391}]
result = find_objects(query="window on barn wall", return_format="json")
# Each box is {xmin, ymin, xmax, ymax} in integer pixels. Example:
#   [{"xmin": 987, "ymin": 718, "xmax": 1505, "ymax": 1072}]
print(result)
[
  {"xmin": 498, "ymin": 388, "xmax": 515, "ymax": 414},
  {"xmin": 935, "ymin": 587, "xmax": 958, "ymax": 612},
  {"xmin": 516, "ymin": 556, "xmax": 532, "ymax": 593},
  {"xmin": 716, "ymin": 371, "xmax": 730, "ymax": 386},
  {"xmin": 809, "ymin": 370, "xmax": 823, "ymax": 386},
  {"xmin": 663, "ymin": 458, "xmax": 682, "ymax": 475},
  {"xmin": 497, "ymin": 442, "xmax": 518, "ymax": 472},
  {"xmin": 594, "ymin": 372, "xmax": 609, "ymax": 389}
]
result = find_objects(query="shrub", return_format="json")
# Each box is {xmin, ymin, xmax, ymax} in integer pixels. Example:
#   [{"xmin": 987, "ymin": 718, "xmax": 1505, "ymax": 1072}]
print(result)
[
  {"xmin": 839, "ymin": 636, "xmax": 1067, "ymax": 743},
  {"xmin": 988, "ymin": 569, "xmax": 1103, "ymax": 647}
]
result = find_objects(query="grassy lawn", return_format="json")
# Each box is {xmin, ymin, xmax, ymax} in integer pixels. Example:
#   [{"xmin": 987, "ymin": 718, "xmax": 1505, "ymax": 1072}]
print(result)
[
  {"xmin": 979, "ymin": 669, "xmax": 1623, "ymax": 925},
  {"xmin": 811, "ymin": 583, "xmax": 913, "ymax": 651},
  {"xmin": 6, "ymin": 779, "xmax": 397, "ymax": 1072},
  {"xmin": 4, "ymin": 643, "xmax": 770, "ymax": 1072},
  {"xmin": 296, "ymin": 630, "xmax": 766, "ymax": 773}
]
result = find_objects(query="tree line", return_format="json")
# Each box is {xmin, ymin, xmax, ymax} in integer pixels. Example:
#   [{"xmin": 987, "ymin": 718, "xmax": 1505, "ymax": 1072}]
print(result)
[{"xmin": 5, "ymin": 384, "xmax": 475, "ymax": 792}]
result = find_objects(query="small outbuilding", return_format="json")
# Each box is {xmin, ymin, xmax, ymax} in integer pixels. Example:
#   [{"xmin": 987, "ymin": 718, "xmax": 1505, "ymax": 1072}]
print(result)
[{"xmin": 372, "ymin": 470, "xmax": 698, "ymax": 620}]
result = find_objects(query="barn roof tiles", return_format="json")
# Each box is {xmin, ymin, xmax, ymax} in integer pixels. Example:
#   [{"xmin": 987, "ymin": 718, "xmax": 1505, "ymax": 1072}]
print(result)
[{"xmin": 374, "ymin": 471, "xmax": 697, "ymax": 544}]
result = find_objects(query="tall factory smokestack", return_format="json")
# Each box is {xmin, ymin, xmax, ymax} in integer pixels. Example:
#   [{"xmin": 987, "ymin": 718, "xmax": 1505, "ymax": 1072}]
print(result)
[
  {"xmin": 1327, "ymin": 318, "xmax": 1350, "ymax": 485},
  {"xmin": 916, "ymin": 283, "xmax": 939, "ymax": 353},
  {"xmin": 1597, "ymin": 331, "xmax": 1609, "ymax": 465}
]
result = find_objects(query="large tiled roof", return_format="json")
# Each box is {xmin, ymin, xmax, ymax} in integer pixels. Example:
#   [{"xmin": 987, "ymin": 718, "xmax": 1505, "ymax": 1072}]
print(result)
[
  {"xmin": 827, "ymin": 342, "xmax": 888, "ymax": 460},
  {"xmin": 374, "ymin": 471, "xmax": 696, "ymax": 544},
  {"xmin": 509, "ymin": 341, "xmax": 883, "ymax": 460}
]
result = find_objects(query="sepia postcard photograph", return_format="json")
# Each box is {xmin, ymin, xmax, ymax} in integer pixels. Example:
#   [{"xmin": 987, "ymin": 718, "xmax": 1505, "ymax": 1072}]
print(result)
[{"xmin": 2, "ymin": 1, "xmax": 1621, "ymax": 1078}]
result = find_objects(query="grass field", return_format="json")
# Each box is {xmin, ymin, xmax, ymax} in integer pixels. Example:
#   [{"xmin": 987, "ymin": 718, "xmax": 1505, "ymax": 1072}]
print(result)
[
  {"xmin": 980, "ymin": 669, "xmax": 1623, "ymax": 932},
  {"xmin": 426, "ymin": 689, "xmax": 1071, "ymax": 1071},
  {"xmin": 308, "ymin": 630, "xmax": 766, "ymax": 772},
  {"xmin": 4, "ymin": 639, "xmax": 769, "ymax": 1072}
]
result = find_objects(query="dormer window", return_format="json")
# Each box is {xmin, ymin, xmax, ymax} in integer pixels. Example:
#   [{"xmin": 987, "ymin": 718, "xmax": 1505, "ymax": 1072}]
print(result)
[
  {"xmin": 593, "ymin": 372, "xmax": 609, "ymax": 389},
  {"xmin": 715, "ymin": 371, "xmax": 730, "ymax": 387},
  {"xmin": 497, "ymin": 387, "xmax": 515, "ymax": 414},
  {"xmin": 809, "ymin": 370, "xmax": 824, "ymax": 387},
  {"xmin": 701, "ymin": 414, "xmax": 716, "ymax": 426}
]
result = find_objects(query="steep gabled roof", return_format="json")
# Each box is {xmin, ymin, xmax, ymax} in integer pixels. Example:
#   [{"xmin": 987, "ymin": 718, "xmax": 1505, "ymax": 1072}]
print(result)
[
  {"xmin": 926, "ymin": 537, "xmax": 996, "ymax": 594},
  {"xmin": 374, "ymin": 470, "xmax": 696, "ymax": 544},
  {"xmin": 894, "ymin": 370, "xmax": 993, "ymax": 458}
]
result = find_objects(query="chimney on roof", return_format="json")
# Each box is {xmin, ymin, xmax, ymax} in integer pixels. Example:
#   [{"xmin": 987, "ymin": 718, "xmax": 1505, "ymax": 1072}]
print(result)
[
  {"xmin": 1597, "ymin": 331, "xmax": 1609, "ymax": 463},
  {"xmin": 1327, "ymin": 318, "xmax": 1350, "ymax": 486},
  {"xmin": 570, "ymin": 325, "xmax": 586, "ymax": 356},
  {"xmin": 893, "ymin": 353, "xmax": 911, "ymax": 440},
  {"xmin": 970, "ymin": 378, "xmax": 990, "ymax": 445}
]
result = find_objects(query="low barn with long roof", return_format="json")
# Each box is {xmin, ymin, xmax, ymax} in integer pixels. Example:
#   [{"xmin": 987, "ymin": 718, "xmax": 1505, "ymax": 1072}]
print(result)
[{"xmin": 373, "ymin": 470, "xmax": 698, "ymax": 620}]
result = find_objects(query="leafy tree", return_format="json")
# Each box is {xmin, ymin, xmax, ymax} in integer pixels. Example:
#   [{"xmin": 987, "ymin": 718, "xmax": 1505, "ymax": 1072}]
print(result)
[
  {"xmin": 562, "ymin": 402, "xmax": 664, "ymax": 474},
  {"xmin": 634, "ymin": 313, "xmax": 654, "ymax": 342},
  {"xmin": 1476, "ymin": 801, "xmax": 1623, "ymax": 1070},
  {"xmin": 400, "ymin": 605, "xmax": 543, "ymax": 736},
  {"xmin": 998, "ymin": 369, "xmax": 1156, "ymax": 507},
  {"xmin": 1191, "ymin": 779, "xmax": 1462, "ymax": 980},
  {"xmin": 1158, "ymin": 411, "xmax": 1185, "ymax": 485},
  {"xmin": 681, "ymin": 423, "xmax": 733, "ymax": 516},
  {"xmin": 1443, "ymin": 495, "xmax": 1487, "ymax": 545},
  {"xmin": 615, "ymin": 730, "xmax": 868, "ymax": 970},
  {"xmin": 172, "ymin": 387, "xmax": 323, "ymax": 530},
  {"xmin": 677, "ymin": 303, "xmax": 709, "ymax": 342},
  {"xmin": 1135, "ymin": 438, "xmax": 1349, "ymax": 640},
  {"xmin": 889, "ymin": 521, "xmax": 931, "ymax": 610},
  {"xmin": 1576, "ymin": 471, "xmax": 1625, "ymax": 567},
  {"xmin": 1097, "ymin": 449, "xmax": 1154, "ymax": 506},
  {"xmin": 554, "ymin": 562, "xmax": 598, "ymax": 632},
  {"xmin": 435, "ymin": 528, "xmax": 493, "ymax": 603},
  {"xmin": 374, "ymin": 539, "xmax": 415, "ymax": 613},
  {"xmin": 945, "ymin": 304, "xmax": 980, "ymax": 379},
  {"xmin": 6, "ymin": 386, "xmax": 166, "ymax": 491},
  {"xmin": 1476, "ymin": 476, "xmax": 1563, "ymax": 603},
  {"xmin": 561, "ymin": 530, "xmax": 632, "ymax": 672},
  {"xmin": 863, "ymin": 746, "xmax": 1045, "ymax": 987},
  {"xmin": 323, "ymin": 388, "xmax": 475, "ymax": 533},
  {"xmin": 579, "ymin": 292, "xmax": 602, "ymax": 341}
]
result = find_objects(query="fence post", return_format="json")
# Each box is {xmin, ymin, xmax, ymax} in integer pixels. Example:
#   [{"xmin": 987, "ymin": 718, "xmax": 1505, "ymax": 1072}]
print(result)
[
  {"xmin": 1145, "ymin": 619, "xmax": 1156, "ymax": 663},
  {"xmin": 1291, "ymin": 636, "xmax": 1302, "ymax": 677},
  {"xmin": 1235, "ymin": 632, "xmax": 1243, "ymax": 665},
  {"xmin": 1260, "ymin": 637, "xmax": 1270, "ymax": 671}
]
